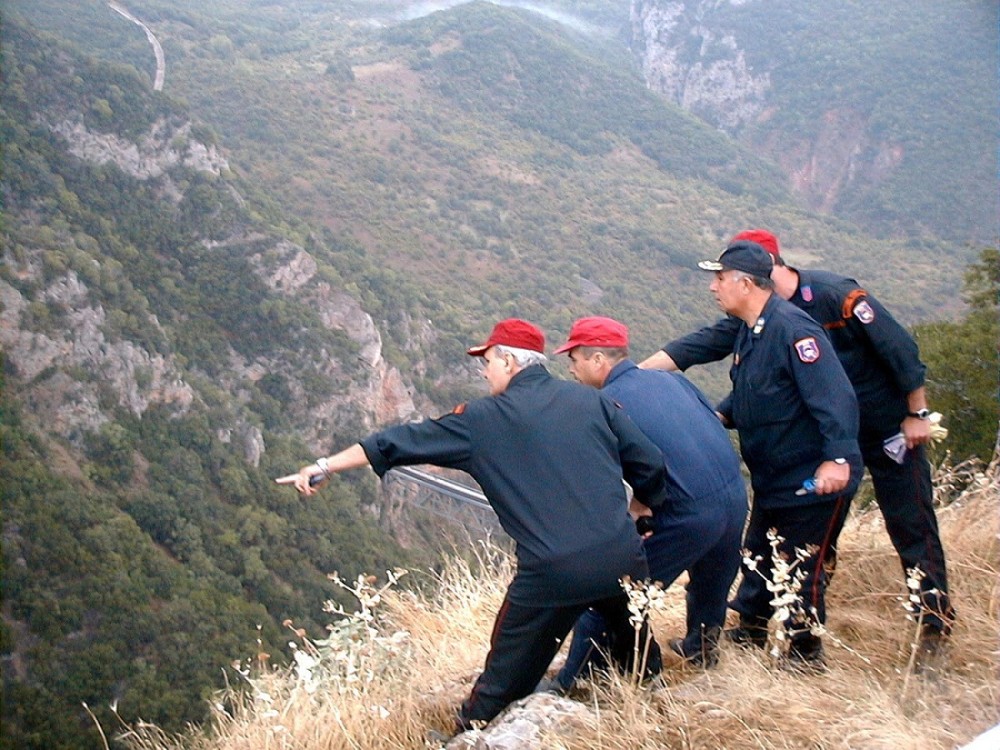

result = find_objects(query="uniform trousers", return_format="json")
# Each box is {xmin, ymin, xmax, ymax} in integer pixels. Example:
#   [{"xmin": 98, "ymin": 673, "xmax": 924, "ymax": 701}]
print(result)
[
  {"xmin": 860, "ymin": 438, "xmax": 953, "ymax": 631},
  {"xmin": 458, "ymin": 589, "xmax": 660, "ymax": 730},
  {"xmin": 730, "ymin": 491, "xmax": 853, "ymax": 640},
  {"xmin": 557, "ymin": 478, "xmax": 747, "ymax": 685}
]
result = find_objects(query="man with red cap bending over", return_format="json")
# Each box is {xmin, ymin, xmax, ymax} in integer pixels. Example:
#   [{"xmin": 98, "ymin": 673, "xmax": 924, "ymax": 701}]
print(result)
[
  {"xmin": 279, "ymin": 318, "xmax": 669, "ymax": 739},
  {"xmin": 544, "ymin": 316, "xmax": 746, "ymax": 690}
]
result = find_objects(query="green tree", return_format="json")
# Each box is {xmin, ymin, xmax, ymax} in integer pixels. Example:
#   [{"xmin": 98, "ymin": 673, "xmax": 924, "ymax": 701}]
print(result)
[{"xmin": 914, "ymin": 247, "xmax": 999, "ymax": 462}]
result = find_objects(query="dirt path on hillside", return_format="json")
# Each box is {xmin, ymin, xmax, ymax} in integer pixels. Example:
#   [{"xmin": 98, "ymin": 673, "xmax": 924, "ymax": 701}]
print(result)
[{"xmin": 107, "ymin": 1, "xmax": 165, "ymax": 91}]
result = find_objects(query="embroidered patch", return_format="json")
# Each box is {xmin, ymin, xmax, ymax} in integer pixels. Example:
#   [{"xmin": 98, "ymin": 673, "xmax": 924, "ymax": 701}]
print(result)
[
  {"xmin": 801, "ymin": 285, "xmax": 813, "ymax": 302},
  {"xmin": 853, "ymin": 299, "xmax": 876, "ymax": 324},
  {"xmin": 794, "ymin": 337, "xmax": 821, "ymax": 363}
]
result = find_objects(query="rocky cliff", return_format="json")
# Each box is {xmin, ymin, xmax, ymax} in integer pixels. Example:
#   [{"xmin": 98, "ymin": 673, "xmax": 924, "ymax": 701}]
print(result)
[
  {"xmin": 628, "ymin": 0, "xmax": 986, "ymax": 236},
  {"xmin": 1, "ymin": 110, "xmax": 421, "ymax": 468},
  {"xmin": 629, "ymin": 0, "xmax": 883, "ymax": 216}
]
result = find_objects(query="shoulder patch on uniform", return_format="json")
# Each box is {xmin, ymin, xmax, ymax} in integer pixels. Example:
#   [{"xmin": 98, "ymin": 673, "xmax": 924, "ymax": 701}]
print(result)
[
  {"xmin": 841, "ymin": 288, "xmax": 868, "ymax": 319},
  {"xmin": 794, "ymin": 336, "xmax": 821, "ymax": 363},
  {"xmin": 852, "ymin": 299, "xmax": 876, "ymax": 324}
]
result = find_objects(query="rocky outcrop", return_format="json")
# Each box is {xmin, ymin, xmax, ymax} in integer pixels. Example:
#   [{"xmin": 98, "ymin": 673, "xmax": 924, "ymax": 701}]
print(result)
[
  {"xmin": 7, "ymin": 109, "xmax": 421, "ymax": 472},
  {"xmin": 0, "ymin": 269, "xmax": 194, "ymax": 440},
  {"xmin": 443, "ymin": 691, "xmax": 597, "ymax": 749},
  {"xmin": 252, "ymin": 241, "xmax": 420, "ymax": 451},
  {"xmin": 630, "ymin": 0, "xmax": 770, "ymax": 132},
  {"xmin": 48, "ymin": 117, "xmax": 228, "ymax": 181},
  {"xmin": 629, "ymin": 0, "xmax": 905, "ymax": 215}
]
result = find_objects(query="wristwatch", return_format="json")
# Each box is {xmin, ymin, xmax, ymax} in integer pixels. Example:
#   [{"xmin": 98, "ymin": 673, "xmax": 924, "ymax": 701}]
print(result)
[{"xmin": 907, "ymin": 408, "xmax": 930, "ymax": 420}]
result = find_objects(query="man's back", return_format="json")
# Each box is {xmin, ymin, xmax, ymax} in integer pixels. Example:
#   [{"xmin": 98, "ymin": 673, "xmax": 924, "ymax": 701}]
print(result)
[
  {"xmin": 365, "ymin": 364, "xmax": 668, "ymax": 605},
  {"xmin": 601, "ymin": 360, "xmax": 743, "ymax": 504}
]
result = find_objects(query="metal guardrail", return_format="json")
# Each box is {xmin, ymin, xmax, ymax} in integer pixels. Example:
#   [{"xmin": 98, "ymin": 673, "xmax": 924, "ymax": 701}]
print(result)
[{"xmin": 387, "ymin": 466, "xmax": 492, "ymax": 513}]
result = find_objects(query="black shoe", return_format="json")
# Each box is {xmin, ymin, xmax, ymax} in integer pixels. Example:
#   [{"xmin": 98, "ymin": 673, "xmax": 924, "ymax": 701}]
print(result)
[
  {"xmin": 914, "ymin": 625, "xmax": 948, "ymax": 674},
  {"xmin": 723, "ymin": 624, "xmax": 768, "ymax": 650},
  {"xmin": 668, "ymin": 636, "xmax": 720, "ymax": 668},
  {"xmin": 783, "ymin": 636, "xmax": 827, "ymax": 674},
  {"xmin": 534, "ymin": 676, "xmax": 570, "ymax": 695}
]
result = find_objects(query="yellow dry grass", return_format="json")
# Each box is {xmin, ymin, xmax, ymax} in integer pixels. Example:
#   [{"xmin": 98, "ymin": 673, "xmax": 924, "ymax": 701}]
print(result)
[{"xmin": 118, "ymin": 456, "xmax": 999, "ymax": 750}]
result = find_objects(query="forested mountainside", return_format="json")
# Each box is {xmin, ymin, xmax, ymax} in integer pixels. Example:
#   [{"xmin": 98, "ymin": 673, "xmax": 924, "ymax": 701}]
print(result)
[
  {"xmin": 630, "ymin": 0, "xmax": 997, "ymax": 244},
  {"xmin": 0, "ymin": 17, "xmax": 441, "ymax": 749},
  {"xmin": 1, "ymin": 2, "xmax": 994, "ymax": 748}
]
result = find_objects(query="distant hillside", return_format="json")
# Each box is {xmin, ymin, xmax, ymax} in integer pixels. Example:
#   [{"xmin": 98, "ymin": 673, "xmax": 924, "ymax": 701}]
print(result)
[
  {"xmin": 0, "ymin": 16, "xmax": 435, "ymax": 748},
  {"xmin": 631, "ymin": 0, "xmax": 998, "ymax": 245},
  {"xmin": 9, "ymin": 1, "xmax": 976, "ymax": 364}
]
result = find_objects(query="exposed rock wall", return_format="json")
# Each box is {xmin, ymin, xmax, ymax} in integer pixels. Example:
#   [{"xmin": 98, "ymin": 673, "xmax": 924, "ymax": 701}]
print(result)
[
  {"xmin": 4, "ymin": 112, "xmax": 421, "ymax": 473},
  {"xmin": 630, "ymin": 0, "xmax": 770, "ymax": 132},
  {"xmin": 629, "ymin": 0, "xmax": 904, "ymax": 216}
]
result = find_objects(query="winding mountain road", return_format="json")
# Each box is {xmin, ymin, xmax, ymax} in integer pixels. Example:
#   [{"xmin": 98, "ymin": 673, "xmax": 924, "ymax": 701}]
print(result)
[{"xmin": 108, "ymin": 1, "xmax": 165, "ymax": 91}]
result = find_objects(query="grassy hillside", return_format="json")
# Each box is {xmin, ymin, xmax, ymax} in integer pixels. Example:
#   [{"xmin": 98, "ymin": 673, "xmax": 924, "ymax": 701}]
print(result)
[{"xmin": 113, "ymin": 454, "xmax": 999, "ymax": 749}]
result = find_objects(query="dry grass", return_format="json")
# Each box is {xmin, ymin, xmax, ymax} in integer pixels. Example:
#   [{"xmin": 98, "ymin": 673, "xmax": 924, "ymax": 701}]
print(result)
[{"xmin": 117, "ymin": 456, "xmax": 999, "ymax": 750}]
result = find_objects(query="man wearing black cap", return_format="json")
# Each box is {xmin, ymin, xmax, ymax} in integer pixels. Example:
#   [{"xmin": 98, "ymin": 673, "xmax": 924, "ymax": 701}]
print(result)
[
  {"xmin": 692, "ymin": 242, "xmax": 863, "ymax": 670},
  {"xmin": 278, "ymin": 318, "xmax": 669, "ymax": 736},
  {"xmin": 643, "ymin": 229, "xmax": 955, "ymax": 665}
]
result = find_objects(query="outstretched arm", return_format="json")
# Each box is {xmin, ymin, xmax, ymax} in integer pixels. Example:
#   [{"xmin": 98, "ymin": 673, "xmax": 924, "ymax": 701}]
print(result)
[
  {"xmin": 637, "ymin": 350, "xmax": 679, "ymax": 371},
  {"xmin": 275, "ymin": 443, "xmax": 370, "ymax": 496}
]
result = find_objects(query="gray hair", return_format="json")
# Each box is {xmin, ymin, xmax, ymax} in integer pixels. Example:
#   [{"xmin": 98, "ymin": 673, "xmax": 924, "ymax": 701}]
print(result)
[
  {"xmin": 495, "ymin": 344, "xmax": 548, "ymax": 368},
  {"xmin": 732, "ymin": 271, "xmax": 775, "ymax": 290}
]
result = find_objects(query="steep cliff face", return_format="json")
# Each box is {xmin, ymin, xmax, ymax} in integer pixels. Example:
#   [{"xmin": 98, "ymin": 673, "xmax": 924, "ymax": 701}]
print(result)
[
  {"xmin": 253, "ymin": 240, "xmax": 421, "ymax": 450},
  {"xmin": 628, "ymin": 0, "xmax": 905, "ymax": 220},
  {"xmin": 630, "ymin": 0, "xmax": 771, "ymax": 132},
  {"xmin": 1, "ymin": 112, "xmax": 420, "ymax": 467}
]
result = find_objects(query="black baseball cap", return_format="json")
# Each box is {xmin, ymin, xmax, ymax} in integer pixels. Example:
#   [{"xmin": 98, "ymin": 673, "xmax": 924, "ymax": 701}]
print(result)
[{"xmin": 698, "ymin": 241, "xmax": 774, "ymax": 278}]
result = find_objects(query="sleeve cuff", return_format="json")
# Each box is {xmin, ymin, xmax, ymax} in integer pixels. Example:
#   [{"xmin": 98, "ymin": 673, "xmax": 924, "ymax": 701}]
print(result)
[
  {"xmin": 825, "ymin": 439, "xmax": 860, "ymax": 461},
  {"xmin": 359, "ymin": 436, "xmax": 390, "ymax": 477}
]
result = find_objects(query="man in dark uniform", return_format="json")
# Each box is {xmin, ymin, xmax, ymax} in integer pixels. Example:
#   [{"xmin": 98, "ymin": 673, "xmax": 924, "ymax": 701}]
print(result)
[
  {"xmin": 641, "ymin": 229, "xmax": 954, "ymax": 661},
  {"xmin": 546, "ymin": 316, "xmax": 746, "ymax": 683},
  {"xmin": 689, "ymin": 241, "xmax": 863, "ymax": 670},
  {"xmin": 278, "ymin": 318, "xmax": 668, "ymax": 736}
]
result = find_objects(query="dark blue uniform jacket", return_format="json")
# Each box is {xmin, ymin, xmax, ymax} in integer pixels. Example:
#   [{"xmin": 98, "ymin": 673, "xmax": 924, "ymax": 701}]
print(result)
[
  {"xmin": 359, "ymin": 365, "xmax": 669, "ymax": 606},
  {"xmin": 716, "ymin": 295, "xmax": 861, "ymax": 504},
  {"xmin": 601, "ymin": 360, "xmax": 744, "ymax": 505},
  {"xmin": 664, "ymin": 270, "xmax": 927, "ymax": 441}
]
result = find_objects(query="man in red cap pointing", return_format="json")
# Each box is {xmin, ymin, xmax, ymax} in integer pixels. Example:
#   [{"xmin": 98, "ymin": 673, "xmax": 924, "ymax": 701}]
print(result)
[{"xmin": 278, "ymin": 318, "xmax": 669, "ymax": 737}]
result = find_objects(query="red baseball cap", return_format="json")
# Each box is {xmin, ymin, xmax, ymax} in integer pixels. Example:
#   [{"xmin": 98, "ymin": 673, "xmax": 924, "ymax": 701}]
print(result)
[
  {"xmin": 731, "ymin": 229, "xmax": 780, "ymax": 258},
  {"xmin": 466, "ymin": 318, "xmax": 545, "ymax": 356},
  {"xmin": 554, "ymin": 316, "xmax": 629, "ymax": 354}
]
